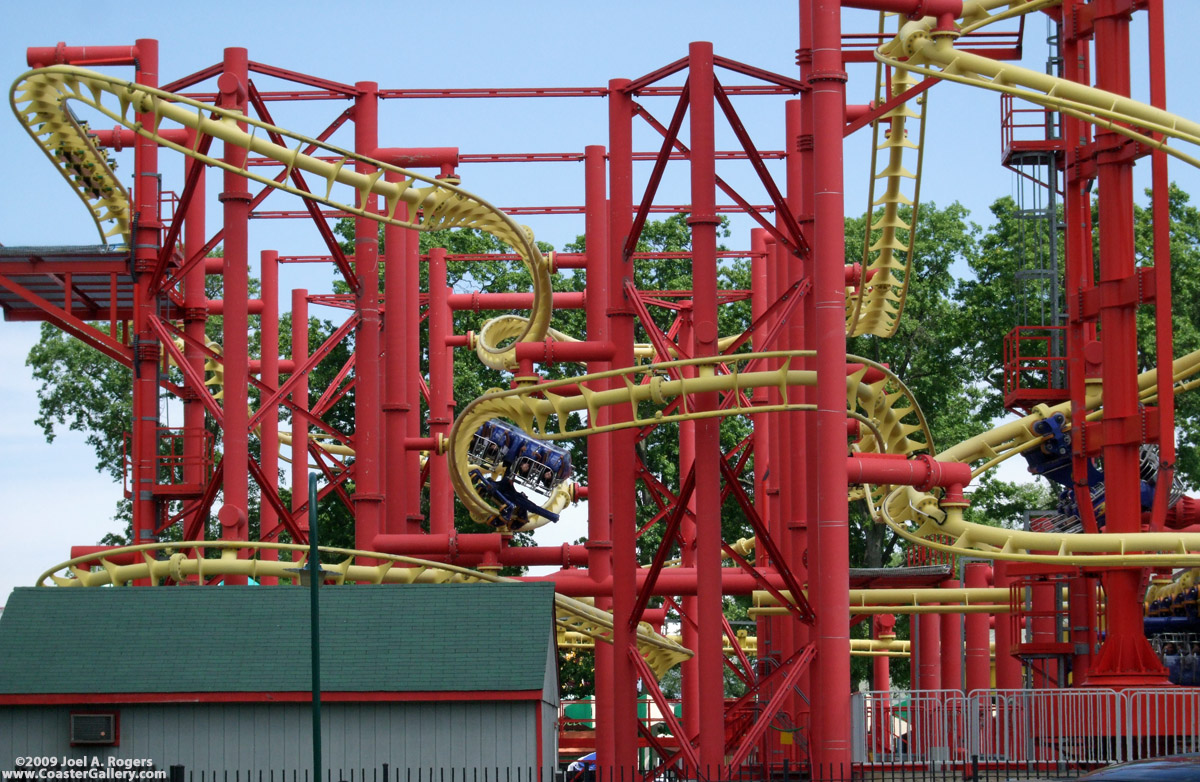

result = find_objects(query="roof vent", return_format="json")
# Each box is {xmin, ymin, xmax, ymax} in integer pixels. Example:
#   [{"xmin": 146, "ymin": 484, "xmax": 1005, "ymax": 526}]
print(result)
[{"xmin": 70, "ymin": 713, "xmax": 118, "ymax": 745}]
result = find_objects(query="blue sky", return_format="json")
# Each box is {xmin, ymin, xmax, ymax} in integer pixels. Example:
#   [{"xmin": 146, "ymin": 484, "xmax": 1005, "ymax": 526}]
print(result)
[{"xmin": 1, "ymin": 1, "xmax": 1198, "ymax": 603}]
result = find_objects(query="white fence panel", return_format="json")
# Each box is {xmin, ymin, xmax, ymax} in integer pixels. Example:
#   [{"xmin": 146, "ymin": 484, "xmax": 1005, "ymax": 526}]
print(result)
[
  {"xmin": 1126, "ymin": 688, "xmax": 1200, "ymax": 760},
  {"xmin": 852, "ymin": 690, "xmax": 967, "ymax": 766}
]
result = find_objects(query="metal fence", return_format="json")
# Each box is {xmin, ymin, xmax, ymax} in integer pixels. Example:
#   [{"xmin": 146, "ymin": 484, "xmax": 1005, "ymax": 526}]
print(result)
[
  {"xmin": 854, "ymin": 687, "xmax": 1200, "ymax": 769},
  {"xmin": 166, "ymin": 766, "xmax": 1098, "ymax": 782}
]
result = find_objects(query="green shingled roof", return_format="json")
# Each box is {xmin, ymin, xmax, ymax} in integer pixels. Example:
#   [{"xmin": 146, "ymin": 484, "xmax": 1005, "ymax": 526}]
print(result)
[{"xmin": 0, "ymin": 583, "xmax": 555, "ymax": 694}]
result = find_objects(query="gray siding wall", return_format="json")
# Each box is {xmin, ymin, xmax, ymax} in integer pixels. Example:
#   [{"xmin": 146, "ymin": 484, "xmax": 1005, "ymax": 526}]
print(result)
[
  {"xmin": 1, "ymin": 701, "xmax": 548, "ymax": 773},
  {"xmin": 540, "ymin": 637, "xmax": 560, "ymax": 771}
]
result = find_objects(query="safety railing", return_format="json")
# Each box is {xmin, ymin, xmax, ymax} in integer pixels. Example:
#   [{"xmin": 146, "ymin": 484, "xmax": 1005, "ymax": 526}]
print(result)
[
  {"xmin": 1002, "ymin": 325, "xmax": 1068, "ymax": 410},
  {"xmin": 973, "ymin": 689, "xmax": 1124, "ymax": 767},
  {"xmin": 1000, "ymin": 93, "xmax": 1062, "ymax": 161},
  {"xmin": 122, "ymin": 426, "xmax": 215, "ymax": 498},
  {"xmin": 1125, "ymin": 688, "xmax": 1200, "ymax": 760},
  {"xmin": 852, "ymin": 690, "xmax": 968, "ymax": 767},
  {"xmin": 853, "ymin": 687, "xmax": 1198, "ymax": 770}
]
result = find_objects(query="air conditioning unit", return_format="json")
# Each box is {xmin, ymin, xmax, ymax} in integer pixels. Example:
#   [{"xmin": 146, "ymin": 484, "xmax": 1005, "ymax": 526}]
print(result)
[{"xmin": 70, "ymin": 713, "xmax": 118, "ymax": 745}]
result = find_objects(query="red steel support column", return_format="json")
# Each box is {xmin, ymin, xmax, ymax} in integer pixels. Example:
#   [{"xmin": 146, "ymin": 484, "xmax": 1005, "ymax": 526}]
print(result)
[
  {"xmin": 873, "ymin": 615, "xmax": 895, "ymax": 756},
  {"xmin": 383, "ymin": 175, "xmax": 411, "ymax": 534},
  {"xmin": 1031, "ymin": 579, "xmax": 1058, "ymax": 687},
  {"xmin": 130, "ymin": 39, "xmax": 161, "ymax": 549},
  {"xmin": 291, "ymin": 290, "xmax": 310, "ymax": 531},
  {"xmin": 428, "ymin": 248, "xmax": 455, "ymax": 534},
  {"xmin": 964, "ymin": 563, "xmax": 992, "ymax": 693},
  {"xmin": 182, "ymin": 129, "xmax": 207, "ymax": 540},
  {"xmin": 597, "ymin": 80, "xmax": 638, "ymax": 767},
  {"xmin": 993, "ymin": 561, "xmax": 1022, "ymax": 690},
  {"xmin": 750, "ymin": 228, "xmax": 781, "ymax": 760},
  {"xmin": 784, "ymin": 96, "xmax": 811, "ymax": 762},
  {"xmin": 687, "ymin": 41, "xmax": 727, "ymax": 772},
  {"xmin": 1062, "ymin": 0, "xmax": 1100, "ymax": 537},
  {"xmin": 916, "ymin": 612, "xmax": 942, "ymax": 692},
  {"xmin": 582, "ymin": 142, "xmax": 615, "ymax": 767},
  {"xmin": 405, "ymin": 182, "xmax": 423, "ymax": 532},
  {"xmin": 1084, "ymin": 1, "xmax": 1167, "ymax": 685},
  {"xmin": 940, "ymin": 578, "xmax": 963, "ymax": 692},
  {"xmin": 872, "ymin": 615, "xmax": 893, "ymax": 692},
  {"xmin": 218, "ymin": 47, "xmax": 251, "ymax": 570},
  {"xmin": 259, "ymin": 251, "xmax": 280, "ymax": 582},
  {"xmin": 353, "ymin": 82, "xmax": 384, "ymax": 553},
  {"xmin": 605, "ymin": 77, "xmax": 638, "ymax": 771},
  {"xmin": 809, "ymin": 0, "xmax": 852, "ymax": 767},
  {"xmin": 1146, "ymin": 0, "xmax": 1175, "ymax": 531},
  {"xmin": 678, "ymin": 307, "xmax": 699, "ymax": 745},
  {"xmin": 1068, "ymin": 576, "xmax": 1095, "ymax": 684}
]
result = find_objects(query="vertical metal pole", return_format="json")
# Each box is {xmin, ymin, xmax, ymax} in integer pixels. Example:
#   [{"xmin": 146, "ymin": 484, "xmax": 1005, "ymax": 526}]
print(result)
[
  {"xmin": 809, "ymin": 0, "xmax": 852, "ymax": 766},
  {"xmin": 750, "ymin": 228, "xmax": 770, "ymax": 522},
  {"xmin": 428, "ymin": 248, "xmax": 455, "ymax": 533},
  {"xmin": 583, "ymin": 142, "xmax": 615, "ymax": 769},
  {"xmin": 383, "ymin": 177, "xmax": 410, "ymax": 534},
  {"xmin": 964, "ymin": 564, "xmax": 991, "ymax": 694},
  {"xmin": 992, "ymin": 561, "xmax": 1022, "ymax": 690},
  {"xmin": 1068, "ymin": 575, "xmax": 1094, "ymax": 684},
  {"xmin": 131, "ymin": 38, "xmax": 161, "ymax": 552},
  {"xmin": 1085, "ymin": 2, "xmax": 1167, "ymax": 685},
  {"xmin": 182, "ymin": 128, "xmax": 207, "ymax": 542},
  {"xmin": 753, "ymin": 227, "xmax": 786, "ymax": 762},
  {"xmin": 308, "ymin": 473, "xmax": 322, "ymax": 782},
  {"xmin": 291, "ymin": 290, "xmax": 310, "ymax": 532},
  {"xmin": 1061, "ymin": 0, "xmax": 1101, "ymax": 536},
  {"xmin": 353, "ymin": 82, "xmax": 384, "ymax": 553},
  {"xmin": 1031, "ymin": 579, "xmax": 1057, "ymax": 687},
  {"xmin": 405, "ymin": 189, "xmax": 423, "ymax": 532},
  {"xmin": 917, "ymin": 613, "xmax": 942, "ymax": 692},
  {"xmin": 218, "ymin": 47, "xmax": 251, "ymax": 574},
  {"xmin": 687, "ymin": 40, "xmax": 727, "ymax": 772},
  {"xmin": 872, "ymin": 615, "xmax": 893, "ymax": 756},
  {"xmin": 260, "ymin": 250, "xmax": 280, "ymax": 582},
  {"xmin": 784, "ymin": 97, "xmax": 811, "ymax": 760},
  {"xmin": 940, "ymin": 579, "xmax": 963, "ymax": 692},
  {"xmin": 606, "ymin": 76, "xmax": 639, "ymax": 770},
  {"xmin": 678, "ymin": 305, "xmax": 700, "ymax": 748},
  {"xmin": 1146, "ymin": 0, "xmax": 1175, "ymax": 530}
]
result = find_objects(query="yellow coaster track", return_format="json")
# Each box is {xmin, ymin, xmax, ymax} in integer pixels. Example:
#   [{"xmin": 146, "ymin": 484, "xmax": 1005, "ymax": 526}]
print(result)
[
  {"xmin": 37, "ymin": 540, "xmax": 692, "ymax": 678},
  {"xmin": 877, "ymin": 349, "xmax": 1200, "ymax": 566},
  {"xmin": 10, "ymin": 65, "xmax": 552, "ymax": 370},
  {"xmin": 448, "ymin": 351, "xmax": 934, "ymax": 529},
  {"xmin": 846, "ymin": 11, "xmax": 928, "ymax": 339}
]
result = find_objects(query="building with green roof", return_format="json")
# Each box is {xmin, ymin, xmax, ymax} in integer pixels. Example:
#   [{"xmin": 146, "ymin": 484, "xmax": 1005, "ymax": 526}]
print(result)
[{"xmin": 0, "ymin": 583, "xmax": 559, "ymax": 775}]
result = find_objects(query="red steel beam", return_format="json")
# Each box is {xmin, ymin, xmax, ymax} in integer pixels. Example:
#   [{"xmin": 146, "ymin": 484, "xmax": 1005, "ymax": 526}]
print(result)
[
  {"xmin": 249, "ymin": 314, "xmax": 358, "ymax": 430},
  {"xmin": 624, "ymin": 80, "xmax": 691, "ymax": 262},
  {"xmin": 688, "ymin": 42, "xmax": 726, "ymax": 771},
  {"xmin": 219, "ymin": 47, "xmax": 252, "ymax": 565},
  {"xmin": 0, "ymin": 275, "xmax": 131, "ymax": 365},
  {"xmin": 628, "ymin": 647, "xmax": 701, "ymax": 772},
  {"xmin": 629, "ymin": 468, "xmax": 697, "ymax": 632},
  {"xmin": 809, "ymin": 0, "xmax": 853, "ymax": 766},
  {"xmin": 248, "ymin": 61, "xmax": 359, "ymax": 96},
  {"xmin": 713, "ymin": 77, "xmax": 809, "ymax": 256},
  {"xmin": 165, "ymin": 108, "xmax": 354, "ymax": 289},
  {"xmin": 247, "ymin": 83, "xmax": 359, "ymax": 292},
  {"xmin": 727, "ymin": 644, "xmax": 816, "ymax": 770},
  {"xmin": 633, "ymin": 102, "xmax": 794, "ymax": 251},
  {"xmin": 352, "ymin": 80, "xmax": 383, "ymax": 554}
]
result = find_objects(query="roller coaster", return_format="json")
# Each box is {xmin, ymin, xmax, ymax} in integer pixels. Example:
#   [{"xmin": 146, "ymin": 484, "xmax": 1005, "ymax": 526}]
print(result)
[{"xmin": 4, "ymin": 0, "xmax": 1200, "ymax": 777}]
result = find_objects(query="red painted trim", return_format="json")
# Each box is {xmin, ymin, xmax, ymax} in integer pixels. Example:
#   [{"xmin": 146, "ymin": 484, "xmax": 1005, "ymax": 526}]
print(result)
[{"xmin": 0, "ymin": 690, "xmax": 540, "ymax": 706}]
